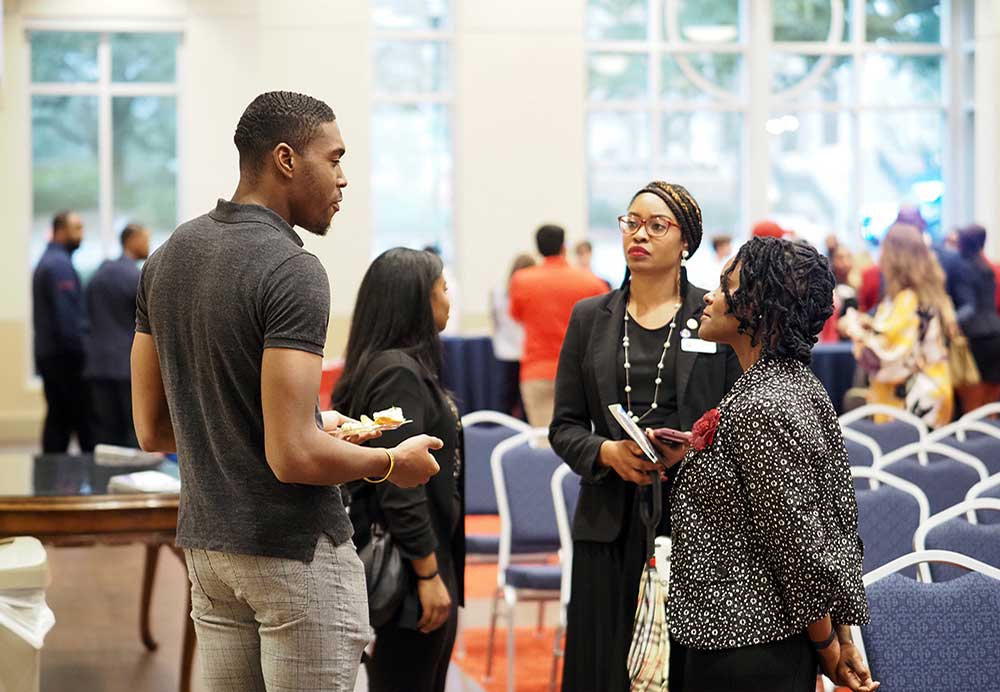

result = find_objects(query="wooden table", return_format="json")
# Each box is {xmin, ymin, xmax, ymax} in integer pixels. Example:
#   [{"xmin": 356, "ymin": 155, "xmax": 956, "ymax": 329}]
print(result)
[{"xmin": 0, "ymin": 453, "xmax": 194, "ymax": 692}]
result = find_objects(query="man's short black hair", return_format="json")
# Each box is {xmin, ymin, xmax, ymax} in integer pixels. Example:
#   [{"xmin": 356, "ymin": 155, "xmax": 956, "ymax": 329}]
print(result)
[
  {"xmin": 52, "ymin": 210, "xmax": 73, "ymax": 232},
  {"xmin": 711, "ymin": 235, "xmax": 732, "ymax": 253},
  {"xmin": 120, "ymin": 223, "xmax": 144, "ymax": 247},
  {"xmin": 234, "ymin": 91, "xmax": 336, "ymax": 173},
  {"xmin": 536, "ymin": 225, "xmax": 565, "ymax": 257}
]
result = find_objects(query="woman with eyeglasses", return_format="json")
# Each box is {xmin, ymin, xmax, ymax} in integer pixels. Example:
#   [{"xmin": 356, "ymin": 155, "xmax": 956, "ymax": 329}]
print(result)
[{"xmin": 549, "ymin": 181, "xmax": 741, "ymax": 691}]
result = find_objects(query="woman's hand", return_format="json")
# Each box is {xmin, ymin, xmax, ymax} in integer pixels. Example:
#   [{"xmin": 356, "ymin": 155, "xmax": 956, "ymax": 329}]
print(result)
[
  {"xmin": 645, "ymin": 429, "xmax": 690, "ymax": 469},
  {"xmin": 415, "ymin": 574, "xmax": 452, "ymax": 634},
  {"xmin": 817, "ymin": 638, "xmax": 842, "ymax": 684},
  {"xmin": 598, "ymin": 440, "xmax": 660, "ymax": 485},
  {"xmin": 835, "ymin": 628, "xmax": 880, "ymax": 691},
  {"xmin": 320, "ymin": 410, "xmax": 382, "ymax": 445}
]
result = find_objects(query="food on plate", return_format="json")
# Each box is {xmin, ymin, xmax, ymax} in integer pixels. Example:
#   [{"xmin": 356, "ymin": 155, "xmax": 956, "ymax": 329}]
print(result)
[
  {"xmin": 373, "ymin": 406, "xmax": 405, "ymax": 426},
  {"xmin": 338, "ymin": 407, "xmax": 407, "ymax": 434}
]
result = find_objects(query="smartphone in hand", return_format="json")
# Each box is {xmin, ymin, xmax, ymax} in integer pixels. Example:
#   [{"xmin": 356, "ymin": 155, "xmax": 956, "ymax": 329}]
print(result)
[{"xmin": 652, "ymin": 427, "xmax": 691, "ymax": 446}]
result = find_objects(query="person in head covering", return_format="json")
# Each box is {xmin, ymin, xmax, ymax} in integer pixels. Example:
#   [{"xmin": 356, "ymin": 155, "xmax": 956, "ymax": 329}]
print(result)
[
  {"xmin": 751, "ymin": 219, "xmax": 791, "ymax": 239},
  {"xmin": 549, "ymin": 181, "xmax": 741, "ymax": 691}
]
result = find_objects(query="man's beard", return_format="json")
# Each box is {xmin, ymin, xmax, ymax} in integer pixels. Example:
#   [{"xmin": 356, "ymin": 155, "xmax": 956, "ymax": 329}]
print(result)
[{"xmin": 65, "ymin": 240, "xmax": 82, "ymax": 253}]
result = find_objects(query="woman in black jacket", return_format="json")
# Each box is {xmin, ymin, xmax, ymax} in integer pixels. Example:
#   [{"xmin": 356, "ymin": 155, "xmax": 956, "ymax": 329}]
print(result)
[
  {"xmin": 549, "ymin": 181, "xmax": 741, "ymax": 691},
  {"xmin": 952, "ymin": 223, "xmax": 1000, "ymax": 412},
  {"xmin": 651, "ymin": 237, "xmax": 876, "ymax": 692},
  {"xmin": 333, "ymin": 248, "xmax": 464, "ymax": 692}
]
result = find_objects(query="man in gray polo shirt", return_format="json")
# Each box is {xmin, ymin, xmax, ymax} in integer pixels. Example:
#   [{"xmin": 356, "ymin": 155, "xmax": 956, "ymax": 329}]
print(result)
[{"xmin": 131, "ymin": 91, "xmax": 441, "ymax": 691}]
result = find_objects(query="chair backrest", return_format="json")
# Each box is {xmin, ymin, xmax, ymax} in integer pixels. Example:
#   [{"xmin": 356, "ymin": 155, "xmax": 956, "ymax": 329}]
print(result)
[
  {"xmin": 960, "ymin": 402, "xmax": 1000, "ymax": 426},
  {"xmin": 929, "ymin": 420, "xmax": 1000, "ymax": 476},
  {"xmin": 491, "ymin": 429, "xmax": 562, "ymax": 577},
  {"xmin": 840, "ymin": 403, "xmax": 927, "ymax": 454},
  {"xmin": 461, "ymin": 411, "xmax": 532, "ymax": 515},
  {"xmin": 966, "ymin": 474, "xmax": 1000, "ymax": 524},
  {"xmin": 842, "ymin": 427, "xmax": 881, "ymax": 468},
  {"xmin": 914, "ymin": 499, "xmax": 1000, "ymax": 582},
  {"xmin": 551, "ymin": 464, "xmax": 581, "ymax": 608},
  {"xmin": 852, "ymin": 467, "xmax": 929, "ymax": 579},
  {"xmin": 880, "ymin": 442, "xmax": 989, "ymax": 515},
  {"xmin": 860, "ymin": 550, "xmax": 1000, "ymax": 692}
]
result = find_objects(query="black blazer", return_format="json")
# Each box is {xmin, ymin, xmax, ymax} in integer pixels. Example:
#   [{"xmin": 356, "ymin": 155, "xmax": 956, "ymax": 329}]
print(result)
[
  {"xmin": 668, "ymin": 356, "xmax": 870, "ymax": 650},
  {"xmin": 347, "ymin": 350, "xmax": 466, "ymax": 626},
  {"xmin": 952, "ymin": 256, "xmax": 1000, "ymax": 339},
  {"xmin": 549, "ymin": 285, "xmax": 741, "ymax": 543}
]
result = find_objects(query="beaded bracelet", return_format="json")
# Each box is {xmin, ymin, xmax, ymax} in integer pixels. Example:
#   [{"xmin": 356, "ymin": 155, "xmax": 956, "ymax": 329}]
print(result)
[{"xmin": 364, "ymin": 449, "xmax": 394, "ymax": 483}]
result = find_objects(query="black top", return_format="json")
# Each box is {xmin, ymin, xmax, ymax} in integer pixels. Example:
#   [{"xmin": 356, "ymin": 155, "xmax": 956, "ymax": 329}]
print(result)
[
  {"xmin": 85, "ymin": 255, "xmax": 141, "ymax": 380},
  {"xmin": 136, "ymin": 199, "xmax": 352, "ymax": 561},
  {"xmin": 616, "ymin": 315, "xmax": 680, "ymax": 431},
  {"xmin": 32, "ymin": 242, "xmax": 86, "ymax": 363},
  {"xmin": 347, "ymin": 349, "xmax": 466, "ymax": 628},
  {"xmin": 668, "ymin": 356, "xmax": 870, "ymax": 650},
  {"xmin": 951, "ymin": 256, "xmax": 1000, "ymax": 339},
  {"xmin": 549, "ymin": 285, "xmax": 742, "ymax": 543}
]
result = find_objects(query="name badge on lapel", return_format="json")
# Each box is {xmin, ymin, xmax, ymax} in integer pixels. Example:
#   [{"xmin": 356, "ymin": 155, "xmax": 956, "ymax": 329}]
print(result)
[{"xmin": 681, "ymin": 337, "xmax": 717, "ymax": 354}]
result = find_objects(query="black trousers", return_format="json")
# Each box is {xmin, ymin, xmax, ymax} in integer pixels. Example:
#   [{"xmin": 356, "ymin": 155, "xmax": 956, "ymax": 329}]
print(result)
[
  {"xmin": 670, "ymin": 633, "xmax": 818, "ymax": 692},
  {"xmin": 89, "ymin": 378, "xmax": 137, "ymax": 447},
  {"xmin": 37, "ymin": 353, "xmax": 94, "ymax": 454},
  {"xmin": 366, "ymin": 606, "xmax": 459, "ymax": 692}
]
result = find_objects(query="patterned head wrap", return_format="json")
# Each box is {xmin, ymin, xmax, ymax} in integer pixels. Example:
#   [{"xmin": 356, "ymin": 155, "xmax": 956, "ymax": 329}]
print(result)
[{"xmin": 630, "ymin": 181, "xmax": 703, "ymax": 256}]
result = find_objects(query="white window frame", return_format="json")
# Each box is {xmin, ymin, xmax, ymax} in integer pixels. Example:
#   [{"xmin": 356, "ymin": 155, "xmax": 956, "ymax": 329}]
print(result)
[
  {"xmin": 370, "ymin": 3, "xmax": 456, "ymax": 262},
  {"xmin": 585, "ymin": 0, "xmax": 976, "ymax": 254}
]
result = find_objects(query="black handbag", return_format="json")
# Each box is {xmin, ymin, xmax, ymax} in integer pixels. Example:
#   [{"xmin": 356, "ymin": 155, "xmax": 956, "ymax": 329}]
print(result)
[{"xmin": 356, "ymin": 521, "xmax": 408, "ymax": 628}]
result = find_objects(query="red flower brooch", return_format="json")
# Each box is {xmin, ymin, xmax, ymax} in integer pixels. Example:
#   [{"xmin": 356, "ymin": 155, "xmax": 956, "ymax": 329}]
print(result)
[{"xmin": 690, "ymin": 408, "xmax": 720, "ymax": 451}]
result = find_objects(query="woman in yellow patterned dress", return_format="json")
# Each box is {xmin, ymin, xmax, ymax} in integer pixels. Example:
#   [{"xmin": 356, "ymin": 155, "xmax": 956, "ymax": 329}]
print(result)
[{"xmin": 842, "ymin": 223, "xmax": 956, "ymax": 428}]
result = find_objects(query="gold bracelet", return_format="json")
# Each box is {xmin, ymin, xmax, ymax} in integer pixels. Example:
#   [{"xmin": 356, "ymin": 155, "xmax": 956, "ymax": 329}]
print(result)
[{"xmin": 364, "ymin": 449, "xmax": 394, "ymax": 483}]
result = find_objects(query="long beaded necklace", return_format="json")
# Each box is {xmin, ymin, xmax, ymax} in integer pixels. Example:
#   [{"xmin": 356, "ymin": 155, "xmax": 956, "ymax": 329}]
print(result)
[{"xmin": 623, "ymin": 300, "xmax": 682, "ymax": 423}]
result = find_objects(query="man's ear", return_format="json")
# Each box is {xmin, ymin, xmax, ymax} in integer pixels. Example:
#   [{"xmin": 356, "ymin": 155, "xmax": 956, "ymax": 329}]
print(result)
[{"xmin": 272, "ymin": 143, "xmax": 295, "ymax": 179}]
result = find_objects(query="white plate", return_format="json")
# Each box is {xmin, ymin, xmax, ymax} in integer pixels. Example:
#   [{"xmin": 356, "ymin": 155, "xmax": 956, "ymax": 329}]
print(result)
[{"xmin": 337, "ymin": 419, "xmax": 413, "ymax": 435}]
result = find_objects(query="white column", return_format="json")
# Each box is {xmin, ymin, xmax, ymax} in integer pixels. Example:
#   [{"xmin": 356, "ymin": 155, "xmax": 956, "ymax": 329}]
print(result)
[{"xmin": 975, "ymin": 0, "xmax": 1000, "ymax": 258}]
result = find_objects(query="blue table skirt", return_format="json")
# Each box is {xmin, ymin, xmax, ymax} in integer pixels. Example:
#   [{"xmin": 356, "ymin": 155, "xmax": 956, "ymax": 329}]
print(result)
[{"xmin": 441, "ymin": 335, "xmax": 857, "ymax": 417}]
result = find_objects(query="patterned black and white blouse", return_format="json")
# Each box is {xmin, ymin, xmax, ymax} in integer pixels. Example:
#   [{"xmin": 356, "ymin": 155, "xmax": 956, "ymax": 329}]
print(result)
[{"xmin": 667, "ymin": 355, "xmax": 870, "ymax": 650}]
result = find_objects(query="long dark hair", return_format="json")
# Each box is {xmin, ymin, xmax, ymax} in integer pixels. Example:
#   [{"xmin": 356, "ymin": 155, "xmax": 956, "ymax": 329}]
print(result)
[{"xmin": 333, "ymin": 248, "xmax": 445, "ymax": 416}]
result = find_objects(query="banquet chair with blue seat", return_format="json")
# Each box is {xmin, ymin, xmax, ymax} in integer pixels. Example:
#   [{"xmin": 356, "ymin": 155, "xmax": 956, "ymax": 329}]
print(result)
[
  {"xmin": 929, "ymin": 419, "xmax": 1000, "ymax": 476},
  {"xmin": 852, "ymin": 466, "xmax": 929, "ymax": 579},
  {"xmin": 486, "ymin": 429, "xmax": 563, "ymax": 692},
  {"xmin": 879, "ymin": 442, "xmax": 989, "ymax": 515},
  {"xmin": 460, "ymin": 411, "xmax": 532, "ymax": 560},
  {"xmin": 840, "ymin": 404, "xmax": 927, "ymax": 456},
  {"xmin": 856, "ymin": 550, "xmax": 1000, "ymax": 692},
  {"xmin": 913, "ymin": 498, "xmax": 1000, "ymax": 582},
  {"xmin": 549, "ymin": 464, "xmax": 581, "ymax": 692},
  {"xmin": 960, "ymin": 402, "xmax": 1000, "ymax": 428},
  {"xmin": 966, "ymin": 473, "xmax": 1000, "ymax": 524}
]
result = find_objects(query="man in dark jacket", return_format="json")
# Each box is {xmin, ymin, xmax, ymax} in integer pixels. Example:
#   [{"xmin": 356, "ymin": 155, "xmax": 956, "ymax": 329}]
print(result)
[
  {"xmin": 32, "ymin": 210, "xmax": 93, "ymax": 453},
  {"xmin": 85, "ymin": 223, "xmax": 150, "ymax": 446}
]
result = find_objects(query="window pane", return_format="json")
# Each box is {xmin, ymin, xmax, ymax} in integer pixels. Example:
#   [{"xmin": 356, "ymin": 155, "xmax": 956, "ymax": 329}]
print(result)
[
  {"xmin": 658, "ymin": 112, "xmax": 742, "ymax": 239},
  {"xmin": 30, "ymin": 31, "xmax": 99, "ymax": 83},
  {"xmin": 862, "ymin": 54, "xmax": 942, "ymax": 104},
  {"xmin": 374, "ymin": 40, "xmax": 450, "ymax": 95},
  {"xmin": 587, "ymin": 0, "xmax": 647, "ymax": 40},
  {"xmin": 860, "ymin": 111, "xmax": 944, "ymax": 241},
  {"xmin": 31, "ymin": 95, "xmax": 101, "ymax": 274},
  {"xmin": 671, "ymin": 0, "xmax": 742, "ymax": 43},
  {"xmin": 111, "ymin": 33, "xmax": 178, "ymax": 83},
  {"xmin": 112, "ymin": 97, "xmax": 178, "ymax": 248},
  {"xmin": 588, "ymin": 53, "xmax": 648, "ymax": 100},
  {"xmin": 865, "ymin": 0, "xmax": 941, "ymax": 43},
  {"xmin": 773, "ymin": 0, "xmax": 841, "ymax": 42},
  {"xmin": 588, "ymin": 110, "xmax": 651, "ymax": 165},
  {"xmin": 373, "ymin": 0, "xmax": 450, "ymax": 30},
  {"xmin": 372, "ymin": 104, "xmax": 453, "ymax": 259},
  {"xmin": 772, "ymin": 55, "xmax": 852, "ymax": 103},
  {"xmin": 661, "ymin": 53, "xmax": 742, "ymax": 101},
  {"xmin": 589, "ymin": 168, "xmax": 650, "ymax": 282},
  {"xmin": 770, "ymin": 111, "xmax": 854, "ymax": 246}
]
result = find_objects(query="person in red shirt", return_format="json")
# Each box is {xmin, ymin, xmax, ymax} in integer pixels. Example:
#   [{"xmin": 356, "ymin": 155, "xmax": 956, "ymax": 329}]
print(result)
[{"xmin": 509, "ymin": 225, "xmax": 608, "ymax": 427}]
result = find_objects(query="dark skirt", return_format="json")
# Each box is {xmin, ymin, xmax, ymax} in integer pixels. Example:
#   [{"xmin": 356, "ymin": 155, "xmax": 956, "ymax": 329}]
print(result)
[
  {"xmin": 561, "ymin": 487, "xmax": 648, "ymax": 692},
  {"xmin": 669, "ymin": 633, "xmax": 818, "ymax": 692},
  {"xmin": 970, "ymin": 334, "xmax": 1000, "ymax": 384}
]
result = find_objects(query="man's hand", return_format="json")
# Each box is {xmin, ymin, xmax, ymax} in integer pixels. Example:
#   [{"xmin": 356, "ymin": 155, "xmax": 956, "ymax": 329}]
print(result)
[
  {"xmin": 599, "ymin": 440, "xmax": 660, "ymax": 485},
  {"xmin": 388, "ymin": 434, "xmax": 443, "ymax": 488},
  {"xmin": 836, "ymin": 634, "xmax": 880, "ymax": 691},
  {"xmin": 319, "ymin": 410, "xmax": 381, "ymax": 445}
]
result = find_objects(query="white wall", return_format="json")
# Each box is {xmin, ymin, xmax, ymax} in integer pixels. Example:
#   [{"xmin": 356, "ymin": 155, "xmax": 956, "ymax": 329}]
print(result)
[{"xmin": 976, "ymin": 0, "xmax": 1000, "ymax": 259}]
